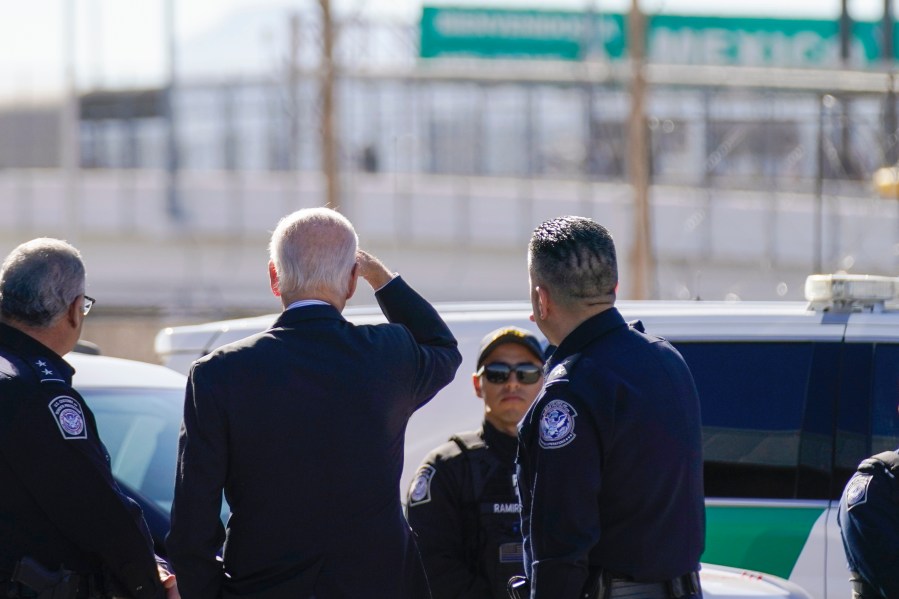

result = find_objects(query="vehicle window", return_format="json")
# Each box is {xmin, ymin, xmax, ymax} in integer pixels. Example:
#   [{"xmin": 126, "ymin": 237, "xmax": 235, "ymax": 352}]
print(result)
[
  {"xmin": 674, "ymin": 342, "xmax": 825, "ymax": 499},
  {"xmin": 871, "ymin": 344, "xmax": 899, "ymax": 454},
  {"xmin": 84, "ymin": 387, "xmax": 232, "ymax": 525},
  {"xmin": 81, "ymin": 388, "xmax": 183, "ymax": 512},
  {"xmin": 833, "ymin": 343, "xmax": 874, "ymax": 497}
]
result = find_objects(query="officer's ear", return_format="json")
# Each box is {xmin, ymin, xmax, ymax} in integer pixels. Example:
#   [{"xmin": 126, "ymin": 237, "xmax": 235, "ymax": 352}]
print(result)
[
  {"xmin": 268, "ymin": 260, "xmax": 281, "ymax": 297},
  {"xmin": 66, "ymin": 295, "xmax": 82, "ymax": 327},
  {"xmin": 472, "ymin": 372, "xmax": 484, "ymax": 398},
  {"xmin": 535, "ymin": 286, "xmax": 550, "ymax": 321}
]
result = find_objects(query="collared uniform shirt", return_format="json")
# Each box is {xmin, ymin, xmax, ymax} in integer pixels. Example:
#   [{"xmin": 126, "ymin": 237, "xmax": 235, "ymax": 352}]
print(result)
[
  {"xmin": 407, "ymin": 420, "xmax": 524, "ymax": 599},
  {"xmin": 0, "ymin": 322, "xmax": 163, "ymax": 598},
  {"xmin": 838, "ymin": 449, "xmax": 899, "ymax": 598},
  {"xmin": 516, "ymin": 308, "xmax": 705, "ymax": 599}
]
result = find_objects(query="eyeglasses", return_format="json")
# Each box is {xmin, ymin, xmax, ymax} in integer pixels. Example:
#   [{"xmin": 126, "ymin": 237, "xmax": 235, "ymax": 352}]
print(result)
[
  {"xmin": 82, "ymin": 295, "xmax": 96, "ymax": 316},
  {"xmin": 477, "ymin": 362, "xmax": 543, "ymax": 385}
]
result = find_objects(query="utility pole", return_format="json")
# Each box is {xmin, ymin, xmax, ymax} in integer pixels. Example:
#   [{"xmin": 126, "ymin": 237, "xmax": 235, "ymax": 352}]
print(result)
[
  {"xmin": 839, "ymin": 0, "xmax": 855, "ymax": 177},
  {"xmin": 288, "ymin": 13, "xmax": 302, "ymax": 172},
  {"xmin": 62, "ymin": 0, "xmax": 81, "ymax": 243},
  {"xmin": 165, "ymin": 0, "xmax": 182, "ymax": 219},
  {"xmin": 319, "ymin": 0, "xmax": 340, "ymax": 210},
  {"xmin": 627, "ymin": 0, "xmax": 654, "ymax": 299},
  {"xmin": 885, "ymin": 0, "xmax": 898, "ymax": 166}
]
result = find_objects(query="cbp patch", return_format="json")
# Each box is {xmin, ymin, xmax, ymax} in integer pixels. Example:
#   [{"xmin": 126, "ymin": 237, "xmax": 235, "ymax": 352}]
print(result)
[
  {"xmin": 845, "ymin": 473, "xmax": 871, "ymax": 509},
  {"xmin": 48, "ymin": 396, "xmax": 87, "ymax": 440},
  {"xmin": 408, "ymin": 465, "xmax": 436, "ymax": 506},
  {"xmin": 539, "ymin": 399, "xmax": 577, "ymax": 449}
]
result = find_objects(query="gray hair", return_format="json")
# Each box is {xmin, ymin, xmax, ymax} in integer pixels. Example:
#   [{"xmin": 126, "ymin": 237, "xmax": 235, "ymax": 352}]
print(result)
[
  {"xmin": 0, "ymin": 238, "xmax": 86, "ymax": 328},
  {"xmin": 528, "ymin": 216, "xmax": 618, "ymax": 306},
  {"xmin": 268, "ymin": 208, "xmax": 358, "ymax": 299}
]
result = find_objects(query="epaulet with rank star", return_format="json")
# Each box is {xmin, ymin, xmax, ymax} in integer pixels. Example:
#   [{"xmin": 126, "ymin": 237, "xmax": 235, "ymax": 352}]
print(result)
[
  {"xmin": 545, "ymin": 353, "xmax": 581, "ymax": 387},
  {"xmin": 34, "ymin": 358, "xmax": 65, "ymax": 383}
]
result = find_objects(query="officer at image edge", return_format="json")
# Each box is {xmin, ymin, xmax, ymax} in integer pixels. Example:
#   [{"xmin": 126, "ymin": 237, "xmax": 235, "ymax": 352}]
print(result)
[
  {"xmin": 0, "ymin": 238, "xmax": 178, "ymax": 599},
  {"xmin": 837, "ymin": 400, "xmax": 899, "ymax": 599},
  {"xmin": 407, "ymin": 326, "xmax": 546, "ymax": 599},
  {"xmin": 514, "ymin": 216, "xmax": 705, "ymax": 599}
]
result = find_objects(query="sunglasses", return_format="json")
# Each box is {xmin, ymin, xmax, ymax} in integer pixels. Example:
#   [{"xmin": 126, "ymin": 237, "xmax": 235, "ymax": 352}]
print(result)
[{"xmin": 477, "ymin": 362, "xmax": 543, "ymax": 385}]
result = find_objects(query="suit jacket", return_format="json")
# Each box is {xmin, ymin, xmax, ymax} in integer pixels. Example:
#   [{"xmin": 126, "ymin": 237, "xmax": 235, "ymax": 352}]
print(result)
[{"xmin": 167, "ymin": 277, "xmax": 462, "ymax": 599}]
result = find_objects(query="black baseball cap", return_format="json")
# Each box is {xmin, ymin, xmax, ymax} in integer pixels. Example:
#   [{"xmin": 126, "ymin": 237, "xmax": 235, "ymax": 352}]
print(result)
[{"xmin": 476, "ymin": 326, "xmax": 545, "ymax": 368}]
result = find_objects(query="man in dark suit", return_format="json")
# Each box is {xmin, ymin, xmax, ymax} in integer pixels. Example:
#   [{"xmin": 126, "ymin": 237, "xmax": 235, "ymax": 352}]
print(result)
[{"xmin": 167, "ymin": 207, "xmax": 462, "ymax": 599}]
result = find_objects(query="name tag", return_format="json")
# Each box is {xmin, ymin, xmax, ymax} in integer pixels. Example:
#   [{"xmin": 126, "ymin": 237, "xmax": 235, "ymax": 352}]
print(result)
[{"xmin": 493, "ymin": 502, "xmax": 521, "ymax": 514}]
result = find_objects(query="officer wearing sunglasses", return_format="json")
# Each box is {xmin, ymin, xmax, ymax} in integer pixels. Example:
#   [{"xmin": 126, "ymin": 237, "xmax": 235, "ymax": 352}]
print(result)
[{"xmin": 407, "ymin": 326, "xmax": 545, "ymax": 599}]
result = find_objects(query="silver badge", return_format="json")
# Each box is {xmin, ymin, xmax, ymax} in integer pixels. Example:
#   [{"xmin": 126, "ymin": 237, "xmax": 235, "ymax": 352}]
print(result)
[
  {"xmin": 539, "ymin": 399, "xmax": 577, "ymax": 449},
  {"xmin": 408, "ymin": 465, "xmax": 436, "ymax": 506},
  {"xmin": 48, "ymin": 396, "xmax": 87, "ymax": 440}
]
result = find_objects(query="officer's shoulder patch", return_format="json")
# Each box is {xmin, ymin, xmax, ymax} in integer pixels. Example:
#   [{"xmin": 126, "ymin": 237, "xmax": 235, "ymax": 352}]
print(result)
[
  {"xmin": 845, "ymin": 473, "xmax": 872, "ymax": 509},
  {"xmin": 48, "ymin": 396, "xmax": 87, "ymax": 440},
  {"xmin": 408, "ymin": 464, "xmax": 436, "ymax": 506},
  {"xmin": 539, "ymin": 398, "xmax": 577, "ymax": 449}
]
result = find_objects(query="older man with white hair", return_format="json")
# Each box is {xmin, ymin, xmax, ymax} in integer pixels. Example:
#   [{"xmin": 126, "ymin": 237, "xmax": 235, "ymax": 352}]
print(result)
[{"xmin": 167, "ymin": 207, "xmax": 462, "ymax": 599}]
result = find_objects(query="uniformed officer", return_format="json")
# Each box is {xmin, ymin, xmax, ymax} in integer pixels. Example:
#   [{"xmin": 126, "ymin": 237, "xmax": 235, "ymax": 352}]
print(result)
[
  {"xmin": 515, "ymin": 216, "xmax": 705, "ymax": 599},
  {"xmin": 407, "ymin": 326, "xmax": 545, "ymax": 599},
  {"xmin": 838, "ymin": 442, "xmax": 899, "ymax": 599},
  {"xmin": 0, "ymin": 238, "xmax": 177, "ymax": 599}
]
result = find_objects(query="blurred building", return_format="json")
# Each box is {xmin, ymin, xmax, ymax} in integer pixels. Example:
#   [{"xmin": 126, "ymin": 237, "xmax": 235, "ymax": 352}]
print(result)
[{"xmin": 1, "ymin": 7, "xmax": 898, "ymax": 329}]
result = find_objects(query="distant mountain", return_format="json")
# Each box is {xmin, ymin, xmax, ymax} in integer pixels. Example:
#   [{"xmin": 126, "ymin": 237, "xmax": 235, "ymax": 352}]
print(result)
[
  {"xmin": 179, "ymin": 3, "xmax": 315, "ymax": 80},
  {"xmin": 178, "ymin": 2, "xmax": 417, "ymax": 81}
]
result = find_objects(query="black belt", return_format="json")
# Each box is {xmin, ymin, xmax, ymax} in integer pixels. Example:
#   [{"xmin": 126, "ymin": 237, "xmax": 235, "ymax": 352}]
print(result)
[{"xmin": 597, "ymin": 571, "xmax": 701, "ymax": 599}]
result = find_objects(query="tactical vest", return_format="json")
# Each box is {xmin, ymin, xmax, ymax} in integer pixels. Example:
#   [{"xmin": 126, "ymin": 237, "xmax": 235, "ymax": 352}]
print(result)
[{"xmin": 451, "ymin": 431, "xmax": 524, "ymax": 599}]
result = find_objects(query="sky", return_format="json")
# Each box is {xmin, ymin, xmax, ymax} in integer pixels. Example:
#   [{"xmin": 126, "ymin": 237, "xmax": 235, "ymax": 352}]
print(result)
[{"xmin": 1, "ymin": 0, "xmax": 895, "ymax": 103}]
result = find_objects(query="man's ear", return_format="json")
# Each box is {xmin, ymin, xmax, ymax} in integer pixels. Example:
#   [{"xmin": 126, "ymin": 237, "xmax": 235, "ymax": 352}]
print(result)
[
  {"xmin": 66, "ymin": 296, "xmax": 81, "ymax": 327},
  {"xmin": 268, "ymin": 261, "xmax": 281, "ymax": 297},
  {"xmin": 535, "ymin": 285, "xmax": 550, "ymax": 321},
  {"xmin": 345, "ymin": 262, "xmax": 359, "ymax": 300},
  {"xmin": 472, "ymin": 372, "xmax": 484, "ymax": 398}
]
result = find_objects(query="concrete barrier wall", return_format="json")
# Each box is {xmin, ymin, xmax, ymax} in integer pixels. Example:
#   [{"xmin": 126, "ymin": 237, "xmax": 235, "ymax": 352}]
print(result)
[{"xmin": 2, "ymin": 168, "xmax": 897, "ymax": 359}]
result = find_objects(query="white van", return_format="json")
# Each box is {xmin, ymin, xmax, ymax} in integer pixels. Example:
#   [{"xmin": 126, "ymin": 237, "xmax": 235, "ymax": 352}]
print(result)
[
  {"xmin": 66, "ymin": 352, "xmax": 809, "ymax": 598},
  {"xmin": 154, "ymin": 274, "xmax": 899, "ymax": 599}
]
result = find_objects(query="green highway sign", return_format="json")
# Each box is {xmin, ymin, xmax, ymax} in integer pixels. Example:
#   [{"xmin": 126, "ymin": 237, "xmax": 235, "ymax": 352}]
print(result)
[
  {"xmin": 419, "ymin": 7, "xmax": 626, "ymax": 61},
  {"xmin": 419, "ymin": 6, "xmax": 895, "ymax": 67}
]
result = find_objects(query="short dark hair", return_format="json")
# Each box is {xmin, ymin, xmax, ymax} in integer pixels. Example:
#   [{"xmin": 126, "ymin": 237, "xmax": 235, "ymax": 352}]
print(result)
[
  {"xmin": 528, "ymin": 216, "xmax": 617, "ymax": 305},
  {"xmin": 0, "ymin": 238, "xmax": 85, "ymax": 328}
]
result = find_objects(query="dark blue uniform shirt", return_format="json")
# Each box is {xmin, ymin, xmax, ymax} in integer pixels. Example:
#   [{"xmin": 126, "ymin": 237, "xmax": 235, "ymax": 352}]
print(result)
[
  {"xmin": 516, "ymin": 308, "xmax": 705, "ymax": 599},
  {"xmin": 0, "ymin": 322, "xmax": 163, "ymax": 598},
  {"xmin": 838, "ymin": 449, "xmax": 899, "ymax": 598},
  {"xmin": 406, "ymin": 421, "xmax": 524, "ymax": 599}
]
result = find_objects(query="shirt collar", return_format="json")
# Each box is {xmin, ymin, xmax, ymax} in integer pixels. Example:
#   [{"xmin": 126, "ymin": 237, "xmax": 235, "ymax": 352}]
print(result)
[
  {"xmin": 0, "ymin": 322, "xmax": 75, "ymax": 383},
  {"xmin": 285, "ymin": 299, "xmax": 332, "ymax": 311},
  {"xmin": 548, "ymin": 307, "xmax": 627, "ymax": 370},
  {"xmin": 483, "ymin": 420, "xmax": 519, "ymax": 462}
]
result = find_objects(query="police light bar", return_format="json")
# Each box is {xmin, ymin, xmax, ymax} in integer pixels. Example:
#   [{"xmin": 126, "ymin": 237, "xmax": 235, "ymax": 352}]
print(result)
[{"xmin": 805, "ymin": 274, "xmax": 898, "ymax": 311}]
